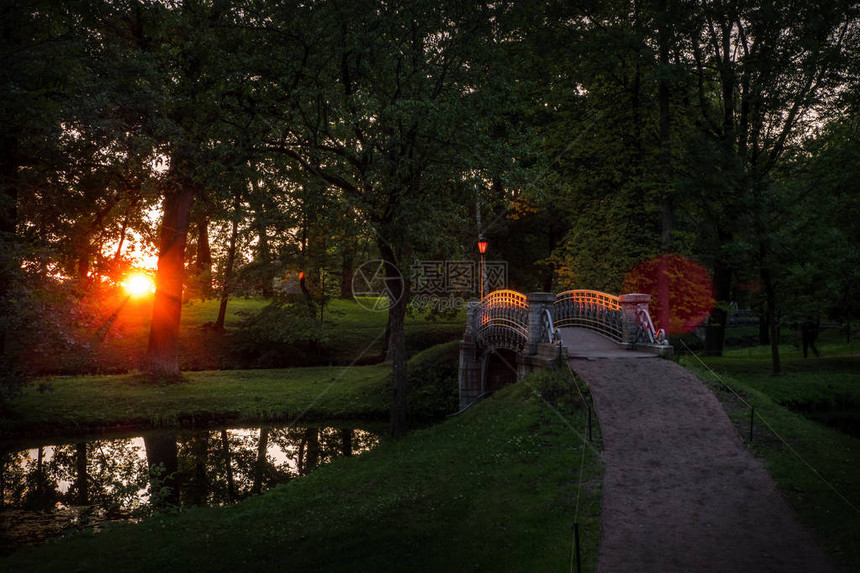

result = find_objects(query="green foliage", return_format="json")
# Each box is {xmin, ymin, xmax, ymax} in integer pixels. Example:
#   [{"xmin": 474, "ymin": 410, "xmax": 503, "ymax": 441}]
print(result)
[
  {"xmin": 0, "ymin": 356, "xmax": 25, "ymax": 411},
  {"xmin": 406, "ymin": 341, "xmax": 460, "ymax": 424},
  {"xmin": 232, "ymin": 300, "xmax": 326, "ymax": 368}
]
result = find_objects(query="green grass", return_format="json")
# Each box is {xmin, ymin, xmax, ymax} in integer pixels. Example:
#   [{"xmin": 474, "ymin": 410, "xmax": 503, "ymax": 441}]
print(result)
[
  {"xmin": 322, "ymin": 298, "xmax": 467, "ymax": 363},
  {"xmin": 722, "ymin": 324, "xmax": 857, "ymax": 353},
  {"xmin": 181, "ymin": 296, "xmax": 271, "ymax": 328},
  {"xmin": 1, "ymin": 365, "xmax": 392, "ymax": 439},
  {"xmin": 2, "ymin": 339, "xmax": 465, "ymax": 441},
  {"xmin": 0, "ymin": 373, "xmax": 603, "ymax": 573},
  {"xmin": 681, "ymin": 349, "xmax": 860, "ymax": 570},
  {"xmin": 36, "ymin": 295, "xmax": 466, "ymax": 374},
  {"xmin": 701, "ymin": 342, "xmax": 860, "ymax": 430}
]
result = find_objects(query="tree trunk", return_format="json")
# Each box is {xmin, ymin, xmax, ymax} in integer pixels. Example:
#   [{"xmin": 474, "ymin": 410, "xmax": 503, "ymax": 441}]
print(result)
[
  {"xmin": 256, "ymin": 227, "xmax": 274, "ymax": 298},
  {"xmin": 214, "ymin": 208, "xmax": 239, "ymax": 330},
  {"xmin": 705, "ymin": 250, "xmax": 732, "ymax": 356},
  {"xmin": 113, "ymin": 208, "xmax": 131, "ymax": 262},
  {"xmin": 249, "ymin": 182, "xmax": 274, "ymax": 298},
  {"xmin": 74, "ymin": 443, "xmax": 88, "ymax": 506},
  {"xmin": 762, "ymin": 267, "xmax": 782, "ymax": 375},
  {"xmin": 541, "ymin": 227, "xmax": 557, "ymax": 293},
  {"xmin": 144, "ymin": 432, "xmax": 180, "ymax": 506},
  {"xmin": 186, "ymin": 434, "xmax": 208, "ymax": 507},
  {"xmin": 341, "ymin": 428, "xmax": 353, "ymax": 456},
  {"xmin": 77, "ymin": 254, "xmax": 90, "ymax": 283},
  {"xmin": 758, "ymin": 309, "xmax": 769, "ymax": 345},
  {"xmin": 657, "ymin": 0, "xmax": 673, "ymax": 335},
  {"xmin": 251, "ymin": 426, "xmax": 269, "ymax": 495},
  {"xmin": 220, "ymin": 429, "xmax": 235, "ymax": 503},
  {"xmin": 306, "ymin": 428, "xmax": 319, "ymax": 471},
  {"xmin": 380, "ymin": 244, "xmax": 409, "ymax": 437},
  {"xmin": 145, "ymin": 183, "xmax": 195, "ymax": 378},
  {"xmin": 195, "ymin": 218, "xmax": 212, "ymax": 293},
  {"xmin": 340, "ymin": 244, "xmax": 356, "ymax": 299}
]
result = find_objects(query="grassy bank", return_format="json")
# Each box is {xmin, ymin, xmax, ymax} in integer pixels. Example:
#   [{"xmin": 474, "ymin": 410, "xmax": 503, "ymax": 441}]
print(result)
[
  {"xmin": 0, "ymin": 365, "xmax": 391, "ymax": 440},
  {"xmin": 0, "ymin": 373, "xmax": 603, "ymax": 573},
  {"xmin": 681, "ymin": 347, "xmax": 860, "ymax": 570},
  {"xmin": 20, "ymin": 295, "xmax": 465, "ymax": 375},
  {"xmin": 1, "ymin": 341, "xmax": 464, "ymax": 441}
]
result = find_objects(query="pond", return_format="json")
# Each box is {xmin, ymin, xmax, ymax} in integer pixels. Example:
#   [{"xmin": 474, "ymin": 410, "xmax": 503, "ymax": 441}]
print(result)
[{"xmin": 0, "ymin": 425, "xmax": 379, "ymax": 554}]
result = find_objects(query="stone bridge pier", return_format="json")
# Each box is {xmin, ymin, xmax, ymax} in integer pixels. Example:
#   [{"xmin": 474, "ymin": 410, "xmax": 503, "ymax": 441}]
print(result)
[{"xmin": 458, "ymin": 292, "xmax": 567, "ymax": 410}]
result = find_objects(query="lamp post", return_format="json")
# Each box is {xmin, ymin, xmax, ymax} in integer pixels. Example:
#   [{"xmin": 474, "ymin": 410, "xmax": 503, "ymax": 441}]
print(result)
[{"xmin": 477, "ymin": 237, "xmax": 488, "ymax": 299}]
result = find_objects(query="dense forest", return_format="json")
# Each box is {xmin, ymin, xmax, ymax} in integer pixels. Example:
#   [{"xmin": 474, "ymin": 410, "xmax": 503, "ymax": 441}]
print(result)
[{"xmin": 2, "ymin": 1, "xmax": 858, "ymax": 434}]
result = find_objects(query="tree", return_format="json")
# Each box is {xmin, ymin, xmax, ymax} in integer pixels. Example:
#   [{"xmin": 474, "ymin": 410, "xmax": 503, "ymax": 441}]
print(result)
[
  {"xmin": 0, "ymin": 1, "xmax": 87, "ymax": 364},
  {"xmin": 678, "ymin": 0, "xmax": 856, "ymax": 357},
  {"xmin": 253, "ymin": 0, "xmax": 526, "ymax": 435},
  {"xmin": 781, "ymin": 116, "xmax": 860, "ymax": 343},
  {"xmin": 142, "ymin": 0, "xmax": 263, "ymax": 377},
  {"xmin": 536, "ymin": 0, "xmax": 673, "ymax": 296}
]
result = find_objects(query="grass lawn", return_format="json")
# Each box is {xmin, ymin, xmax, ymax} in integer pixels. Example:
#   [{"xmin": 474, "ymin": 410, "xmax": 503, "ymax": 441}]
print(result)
[
  {"xmin": 681, "ymin": 343, "xmax": 860, "ymax": 571},
  {"xmin": 176, "ymin": 296, "xmax": 466, "ymax": 362},
  {"xmin": 0, "ymin": 365, "xmax": 392, "ymax": 440},
  {"xmin": 1, "ymin": 340, "xmax": 462, "ymax": 443},
  {"xmin": 0, "ymin": 373, "xmax": 603, "ymax": 573},
  {"xmin": 29, "ymin": 295, "xmax": 465, "ymax": 375}
]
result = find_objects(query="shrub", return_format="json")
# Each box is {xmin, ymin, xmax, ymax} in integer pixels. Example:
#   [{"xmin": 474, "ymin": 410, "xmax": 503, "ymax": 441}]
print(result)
[
  {"xmin": 407, "ymin": 341, "xmax": 460, "ymax": 424},
  {"xmin": 232, "ymin": 300, "xmax": 326, "ymax": 367}
]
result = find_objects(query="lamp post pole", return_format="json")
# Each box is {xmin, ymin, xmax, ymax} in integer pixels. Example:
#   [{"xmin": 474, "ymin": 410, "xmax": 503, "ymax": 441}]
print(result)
[{"xmin": 477, "ymin": 237, "xmax": 488, "ymax": 299}]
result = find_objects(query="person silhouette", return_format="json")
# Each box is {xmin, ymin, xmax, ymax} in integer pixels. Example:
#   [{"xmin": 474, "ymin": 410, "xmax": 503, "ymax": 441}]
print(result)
[{"xmin": 800, "ymin": 316, "xmax": 820, "ymax": 358}]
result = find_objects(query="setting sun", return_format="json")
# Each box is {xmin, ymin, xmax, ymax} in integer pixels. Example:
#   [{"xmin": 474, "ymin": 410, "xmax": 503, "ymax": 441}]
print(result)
[{"xmin": 123, "ymin": 273, "xmax": 155, "ymax": 298}]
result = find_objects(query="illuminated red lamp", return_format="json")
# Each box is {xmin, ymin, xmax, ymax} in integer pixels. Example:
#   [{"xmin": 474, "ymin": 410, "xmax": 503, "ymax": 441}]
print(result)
[
  {"xmin": 477, "ymin": 238, "xmax": 488, "ymax": 254},
  {"xmin": 299, "ymin": 271, "xmax": 305, "ymax": 280}
]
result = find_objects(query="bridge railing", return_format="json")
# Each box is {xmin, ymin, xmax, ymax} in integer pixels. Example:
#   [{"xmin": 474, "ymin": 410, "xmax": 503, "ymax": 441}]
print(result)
[
  {"xmin": 621, "ymin": 293, "xmax": 667, "ymax": 346},
  {"xmin": 553, "ymin": 290, "xmax": 625, "ymax": 342},
  {"xmin": 468, "ymin": 288, "xmax": 667, "ymax": 352},
  {"xmin": 474, "ymin": 289, "xmax": 529, "ymax": 353}
]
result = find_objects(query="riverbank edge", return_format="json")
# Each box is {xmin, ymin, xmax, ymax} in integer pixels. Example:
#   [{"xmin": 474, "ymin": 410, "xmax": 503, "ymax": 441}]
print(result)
[{"xmin": 0, "ymin": 373, "xmax": 603, "ymax": 573}]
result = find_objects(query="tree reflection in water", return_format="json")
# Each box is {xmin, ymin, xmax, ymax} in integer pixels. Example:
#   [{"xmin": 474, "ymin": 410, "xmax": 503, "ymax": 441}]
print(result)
[{"xmin": 0, "ymin": 426, "xmax": 377, "ymax": 553}]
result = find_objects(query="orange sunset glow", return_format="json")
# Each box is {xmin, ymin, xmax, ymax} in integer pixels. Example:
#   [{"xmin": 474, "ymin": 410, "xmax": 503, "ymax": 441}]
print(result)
[{"xmin": 122, "ymin": 272, "xmax": 155, "ymax": 298}]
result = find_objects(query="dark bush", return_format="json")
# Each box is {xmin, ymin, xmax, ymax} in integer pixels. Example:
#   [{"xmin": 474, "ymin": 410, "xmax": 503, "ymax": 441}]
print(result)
[
  {"xmin": 406, "ymin": 341, "xmax": 460, "ymax": 424},
  {"xmin": 232, "ymin": 301, "xmax": 327, "ymax": 368}
]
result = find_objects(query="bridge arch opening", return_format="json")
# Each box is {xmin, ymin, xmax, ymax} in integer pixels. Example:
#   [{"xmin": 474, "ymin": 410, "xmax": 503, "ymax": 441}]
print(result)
[{"xmin": 482, "ymin": 349, "xmax": 518, "ymax": 394}]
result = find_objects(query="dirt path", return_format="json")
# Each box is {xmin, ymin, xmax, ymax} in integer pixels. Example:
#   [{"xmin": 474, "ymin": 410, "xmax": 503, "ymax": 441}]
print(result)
[{"xmin": 568, "ymin": 343, "xmax": 840, "ymax": 572}]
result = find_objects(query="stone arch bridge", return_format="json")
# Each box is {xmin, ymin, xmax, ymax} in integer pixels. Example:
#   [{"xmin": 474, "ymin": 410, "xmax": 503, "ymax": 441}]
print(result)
[{"xmin": 458, "ymin": 289, "xmax": 671, "ymax": 409}]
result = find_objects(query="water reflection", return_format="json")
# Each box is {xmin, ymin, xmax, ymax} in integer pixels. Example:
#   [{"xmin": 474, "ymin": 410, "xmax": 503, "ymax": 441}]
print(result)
[{"xmin": 0, "ymin": 426, "xmax": 378, "ymax": 553}]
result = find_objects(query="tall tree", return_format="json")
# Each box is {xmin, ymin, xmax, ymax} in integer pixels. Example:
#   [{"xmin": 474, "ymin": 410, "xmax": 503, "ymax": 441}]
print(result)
[
  {"xmin": 0, "ymin": 1, "xmax": 86, "ymax": 362},
  {"xmin": 254, "ymin": 0, "xmax": 524, "ymax": 435},
  {"xmin": 680, "ymin": 0, "xmax": 856, "ymax": 357},
  {"xmin": 143, "ymin": 0, "xmax": 261, "ymax": 377}
]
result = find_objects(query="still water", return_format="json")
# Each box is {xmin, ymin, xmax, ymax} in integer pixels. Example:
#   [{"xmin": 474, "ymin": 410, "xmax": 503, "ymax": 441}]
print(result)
[{"xmin": 0, "ymin": 425, "xmax": 378, "ymax": 553}]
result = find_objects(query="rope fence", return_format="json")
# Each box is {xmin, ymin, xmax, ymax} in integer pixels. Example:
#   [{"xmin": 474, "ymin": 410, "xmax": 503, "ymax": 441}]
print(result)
[
  {"xmin": 532, "ymin": 362, "xmax": 601, "ymax": 573},
  {"xmin": 680, "ymin": 340, "xmax": 860, "ymax": 517}
]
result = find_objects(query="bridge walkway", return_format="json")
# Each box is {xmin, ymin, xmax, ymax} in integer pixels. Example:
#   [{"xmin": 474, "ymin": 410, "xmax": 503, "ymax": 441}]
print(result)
[
  {"xmin": 558, "ymin": 327, "xmax": 657, "ymax": 360},
  {"xmin": 563, "ymin": 328, "xmax": 839, "ymax": 573}
]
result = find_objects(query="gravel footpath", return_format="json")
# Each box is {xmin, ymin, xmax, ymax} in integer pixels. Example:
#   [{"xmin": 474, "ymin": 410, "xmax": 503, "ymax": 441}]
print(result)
[{"xmin": 570, "ymin": 351, "xmax": 841, "ymax": 573}]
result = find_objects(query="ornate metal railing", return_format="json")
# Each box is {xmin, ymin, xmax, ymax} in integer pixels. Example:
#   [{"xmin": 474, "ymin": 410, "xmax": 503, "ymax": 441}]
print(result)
[
  {"xmin": 631, "ymin": 303, "xmax": 667, "ymax": 346},
  {"xmin": 475, "ymin": 289, "xmax": 529, "ymax": 352},
  {"xmin": 553, "ymin": 290, "xmax": 624, "ymax": 342},
  {"xmin": 540, "ymin": 308, "xmax": 562, "ymax": 344}
]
